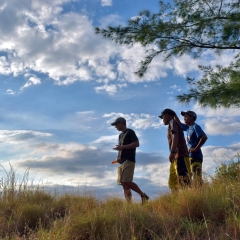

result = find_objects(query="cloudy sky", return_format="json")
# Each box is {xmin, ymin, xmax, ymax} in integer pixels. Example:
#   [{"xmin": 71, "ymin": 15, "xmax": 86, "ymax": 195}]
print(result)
[{"xmin": 0, "ymin": 0, "xmax": 239, "ymax": 200}]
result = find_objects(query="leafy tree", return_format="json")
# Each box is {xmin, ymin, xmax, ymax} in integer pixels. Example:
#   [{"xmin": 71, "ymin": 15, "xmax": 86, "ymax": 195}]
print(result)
[{"xmin": 96, "ymin": 0, "xmax": 240, "ymax": 108}]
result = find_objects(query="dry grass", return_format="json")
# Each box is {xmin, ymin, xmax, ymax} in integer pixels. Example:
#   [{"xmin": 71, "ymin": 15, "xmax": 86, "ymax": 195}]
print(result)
[{"xmin": 1, "ymin": 161, "xmax": 240, "ymax": 239}]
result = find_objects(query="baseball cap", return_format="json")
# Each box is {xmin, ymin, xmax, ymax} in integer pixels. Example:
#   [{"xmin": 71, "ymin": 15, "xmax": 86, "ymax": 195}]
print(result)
[
  {"xmin": 111, "ymin": 117, "xmax": 126, "ymax": 126},
  {"xmin": 181, "ymin": 110, "xmax": 197, "ymax": 120},
  {"xmin": 158, "ymin": 108, "xmax": 176, "ymax": 119}
]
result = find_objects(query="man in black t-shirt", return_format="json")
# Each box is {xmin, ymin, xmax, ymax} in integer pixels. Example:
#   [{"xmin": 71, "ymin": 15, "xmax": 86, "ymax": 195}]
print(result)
[{"xmin": 111, "ymin": 117, "xmax": 149, "ymax": 204}]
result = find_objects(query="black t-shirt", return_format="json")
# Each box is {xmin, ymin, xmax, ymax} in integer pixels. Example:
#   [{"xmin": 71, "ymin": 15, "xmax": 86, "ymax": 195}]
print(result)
[{"xmin": 118, "ymin": 128, "xmax": 138, "ymax": 163}]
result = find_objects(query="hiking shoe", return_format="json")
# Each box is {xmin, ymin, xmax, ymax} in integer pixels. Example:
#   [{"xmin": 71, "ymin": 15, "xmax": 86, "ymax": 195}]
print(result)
[{"xmin": 141, "ymin": 193, "xmax": 149, "ymax": 205}]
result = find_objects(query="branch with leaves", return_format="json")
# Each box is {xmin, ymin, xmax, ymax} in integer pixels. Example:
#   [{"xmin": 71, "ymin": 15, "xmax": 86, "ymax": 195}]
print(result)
[{"xmin": 96, "ymin": 0, "xmax": 240, "ymax": 108}]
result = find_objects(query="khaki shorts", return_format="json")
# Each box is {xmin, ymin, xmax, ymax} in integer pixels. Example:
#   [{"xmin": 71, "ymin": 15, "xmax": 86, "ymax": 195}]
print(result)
[{"xmin": 117, "ymin": 160, "xmax": 135, "ymax": 185}]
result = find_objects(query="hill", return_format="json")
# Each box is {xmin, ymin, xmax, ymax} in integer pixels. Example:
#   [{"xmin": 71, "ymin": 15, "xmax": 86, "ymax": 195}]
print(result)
[{"xmin": 0, "ymin": 161, "xmax": 240, "ymax": 239}]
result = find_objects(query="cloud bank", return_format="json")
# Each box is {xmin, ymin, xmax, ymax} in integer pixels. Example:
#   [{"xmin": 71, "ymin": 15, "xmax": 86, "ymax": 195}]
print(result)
[{"xmin": 0, "ymin": 0, "xmax": 235, "ymax": 95}]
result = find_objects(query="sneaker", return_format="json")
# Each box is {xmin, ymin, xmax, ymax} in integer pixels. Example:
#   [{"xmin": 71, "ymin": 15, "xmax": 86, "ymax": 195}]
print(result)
[{"xmin": 141, "ymin": 193, "xmax": 149, "ymax": 205}]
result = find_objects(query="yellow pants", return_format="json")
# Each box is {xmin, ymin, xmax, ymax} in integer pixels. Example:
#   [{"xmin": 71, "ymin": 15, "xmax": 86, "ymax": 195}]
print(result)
[
  {"xmin": 168, "ymin": 156, "xmax": 191, "ymax": 191},
  {"xmin": 190, "ymin": 158, "xmax": 203, "ymax": 186}
]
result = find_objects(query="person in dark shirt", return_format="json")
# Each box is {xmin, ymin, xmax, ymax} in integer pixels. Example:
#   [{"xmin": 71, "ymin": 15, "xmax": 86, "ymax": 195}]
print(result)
[
  {"xmin": 111, "ymin": 117, "xmax": 149, "ymax": 204},
  {"xmin": 159, "ymin": 109, "xmax": 191, "ymax": 192},
  {"xmin": 175, "ymin": 110, "xmax": 208, "ymax": 186}
]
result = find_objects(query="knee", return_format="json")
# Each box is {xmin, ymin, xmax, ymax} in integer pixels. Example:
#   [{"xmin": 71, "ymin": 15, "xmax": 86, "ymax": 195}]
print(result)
[
  {"xmin": 121, "ymin": 182, "xmax": 131, "ymax": 189},
  {"xmin": 192, "ymin": 165, "xmax": 201, "ymax": 174}
]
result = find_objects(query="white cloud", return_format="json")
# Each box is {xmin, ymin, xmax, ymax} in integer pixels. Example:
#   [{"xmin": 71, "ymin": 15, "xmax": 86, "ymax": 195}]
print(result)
[
  {"xmin": 98, "ymin": 14, "xmax": 124, "ymax": 28},
  {"xmin": 101, "ymin": 0, "xmax": 112, "ymax": 7},
  {"xmin": 173, "ymin": 54, "xmax": 199, "ymax": 76},
  {"xmin": 0, "ymin": 1, "xmax": 172, "ymax": 95},
  {"xmin": 0, "ymin": 0, "xmax": 237, "ymax": 97},
  {"xmin": 91, "ymin": 135, "xmax": 118, "ymax": 150},
  {"xmin": 103, "ymin": 112, "xmax": 162, "ymax": 129},
  {"xmin": 95, "ymin": 83, "xmax": 127, "ymax": 95},
  {"xmin": 0, "ymin": 130, "xmax": 52, "ymax": 144},
  {"xmin": 20, "ymin": 76, "xmax": 41, "ymax": 91},
  {"xmin": 200, "ymin": 50, "xmax": 236, "ymax": 68},
  {"xmin": 75, "ymin": 111, "xmax": 95, "ymax": 119},
  {"xmin": 0, "ymin": 56, "xmax": 12, "ymax": 75},
  {"xmin": 170, "ymin": 84, "xmax": 182, "ymax": 92},
  {"xmin": 170, "ymin": 85, "xmax": 178, "ymax": 89},
  {"xmin": 212, "ymin": 147, "xmax": 236, "ymax": 158},
  {"xmin": 173, "ymin": 51, "xmax": 235, "ymax": 78},
  {"xmin": 193, "ymin": 103, "xmax": 240, "ymax": 118},
  {"xmin": 190, "ymin": 104, "xmax": 240, "ymax": 136},
  {"xmin": 197, "ymin": 144, "xmax": 240, "ymax": 177},
  {"xmin": 6, "ymin": 89, "xmax": 15, "ymax": 95},
  {"xmin": 95, "ymin": 84, "xmax": 117, "ymax": 95},
  {"xmin": 229, "ymin": 142, "xmax": 240, "ymax": 149},
  {"xmin": 2, "ymin": 130, "xmax": 238, "ymax": 196},
  {"xmin": 202, "ymin": 145, "xmax": 238, "ymax": 159},
  {"xmin": 204, "ymin": 118, "xmax": 240, "ymax": 135},
  {"xmin": 3, "ymin": 140, "xmax": 165, "ymax": 194},
  {"xmin": 116, "ymin": 45, "xmax": 170, "ymax": 84},
  {"xmin": 92, "ymin": 135, "xmax": 118, "ymax": 144},
  {"xmin": 4, "ymin": 129, "xmax": 235, "ymax": 196}
]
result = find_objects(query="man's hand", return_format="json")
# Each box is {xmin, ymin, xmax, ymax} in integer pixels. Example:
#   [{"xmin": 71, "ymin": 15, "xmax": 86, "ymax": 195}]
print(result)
[
  {"xmin": 169, "ymin": 153, "xmax": 176, "ymax": 163},
  {"xmin": 113, "ymin": 145, "xmax": 123, "ymax": 151},
  {"xmin": 189, "ymin": 135, "xmax": 207, "ymax": 153}
]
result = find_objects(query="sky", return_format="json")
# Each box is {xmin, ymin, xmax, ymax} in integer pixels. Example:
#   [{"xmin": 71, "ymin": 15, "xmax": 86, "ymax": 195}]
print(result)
[{"xmin": 0, "ymin": 0, "xmax": 239, "ymax": 200}]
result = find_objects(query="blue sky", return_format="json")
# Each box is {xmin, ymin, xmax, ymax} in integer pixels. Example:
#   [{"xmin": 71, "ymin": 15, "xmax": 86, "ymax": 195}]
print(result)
[{"xmin": 0, "ymin": 0, "xmax": 239, "ymax": 200}]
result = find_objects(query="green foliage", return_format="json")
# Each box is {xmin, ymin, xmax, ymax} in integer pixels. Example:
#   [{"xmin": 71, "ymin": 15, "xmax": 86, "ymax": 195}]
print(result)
[
  {"xmin": 215, "ymin": 156, "xmax": 240, "ymax": 181},
  {"xmin": 177, "ymin": 56, "xmax": 240, "ymax": 108},
  {"xmin": 96, "ymin": 0, "xmax": 240, "ymax": 107}
]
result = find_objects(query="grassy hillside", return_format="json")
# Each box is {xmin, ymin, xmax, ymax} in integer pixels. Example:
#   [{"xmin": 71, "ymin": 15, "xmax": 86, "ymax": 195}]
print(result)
[{"xmin": 0, "ymin": 161, "xmax": 240, "ymax": 240}]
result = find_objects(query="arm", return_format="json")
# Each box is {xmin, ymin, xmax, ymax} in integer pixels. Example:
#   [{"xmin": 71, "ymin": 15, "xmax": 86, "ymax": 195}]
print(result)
[
  {"xmin": 189, "ymin": 134, "xmax": 208, "ymax": 153},
  {"xmin": 174, "ymin": 114, "xmax": 188, "ymax": 131},
  {"xmin": 169, "ymin": 132, "xmax": 179, "ymax": 162},
  {"xmin": 113, "ymin": 140, "xmax": 139, "ymax": 151},
  {"xmin": 174, "ymin": 114, "xmax": 181, "ymax": 125}
]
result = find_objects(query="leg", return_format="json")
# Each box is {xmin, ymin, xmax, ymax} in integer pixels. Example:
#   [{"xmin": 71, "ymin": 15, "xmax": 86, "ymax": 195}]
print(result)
[
  {"xmin": 176, "ymin": 156, "xmax": 191, "ymax": 189},
  {"xmin": 118, "ymin": 163, "xmax": 132, "ymax": 202},
  {"xmin": 121, "ymin": 183, "xmax": 132, "ymax": 202},
  {"xmin": 122, "ymin": 182, "xmax": 149, "ymax": 204},
  {"xmin": 191, "ymin": 158, "xmax": 203, "ymax": 187},
  {"xmin": 118, "ymin": 160, "xmax": 134, "ymax": 202},
  {"xmin": 121, "ymin": 160, "xmax": 149, "ymax": 204},
  {"xmin": 168, "ymin": 160, "xmax": 179, "ymax": 192},
  {"xmin": 122, "ymin": 181, "xmax": 143, "ymax": 196}
]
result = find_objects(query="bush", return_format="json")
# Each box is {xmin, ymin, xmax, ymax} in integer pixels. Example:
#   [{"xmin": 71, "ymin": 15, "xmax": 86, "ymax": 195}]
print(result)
[{"xmin": 215, "ymin": 157, "xmax": 240, "ymax": 182}]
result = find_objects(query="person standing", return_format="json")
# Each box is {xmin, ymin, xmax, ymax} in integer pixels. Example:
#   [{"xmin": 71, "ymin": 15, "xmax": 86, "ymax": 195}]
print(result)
[
  {"xmin": 111, "ymin": 117, "xmax": 149, "ymax": 204},
  {"xmin": 175, "ymin": 110, "xmax": 208, "ymax": 186},
  {"xmin": 159, "ymin": 109, "xmax": 191, "ymax": 192}
]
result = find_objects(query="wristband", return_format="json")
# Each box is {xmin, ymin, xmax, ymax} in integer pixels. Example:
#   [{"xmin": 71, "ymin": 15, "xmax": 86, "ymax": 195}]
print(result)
[{"xmin": 170, "ymin": 150, "xmax": 177, "ymax": 154}]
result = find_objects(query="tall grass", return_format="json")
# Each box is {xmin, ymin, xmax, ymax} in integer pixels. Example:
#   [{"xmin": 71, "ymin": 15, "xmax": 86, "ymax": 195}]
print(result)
[{"xmin": 1, "ymin": 160, "xmax": 240, "ymax": 239}]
